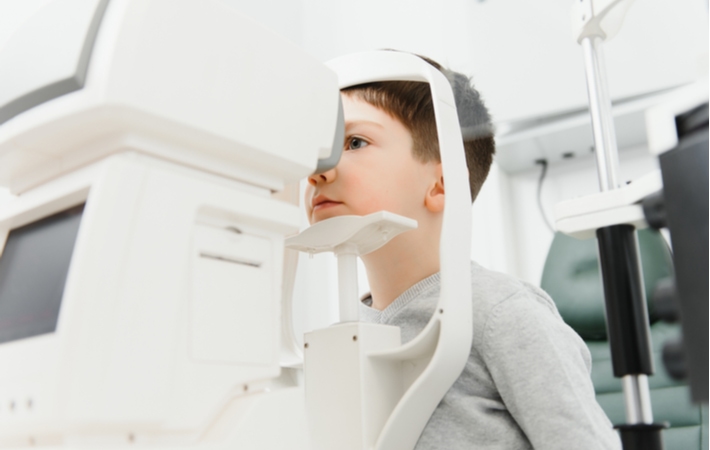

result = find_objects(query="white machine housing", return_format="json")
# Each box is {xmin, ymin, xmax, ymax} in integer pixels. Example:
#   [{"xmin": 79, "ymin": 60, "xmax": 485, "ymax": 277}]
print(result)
[
  {"xmin": 0, "ymin": 0, "xmax": 341, "ymax": 194},
  {"xmin": 0, "ymin": 0, "xmax": 341, "ymax": 448},
  {"xmin": 0, "ymin": 154, "xmax": 308, "ymax": 447}
]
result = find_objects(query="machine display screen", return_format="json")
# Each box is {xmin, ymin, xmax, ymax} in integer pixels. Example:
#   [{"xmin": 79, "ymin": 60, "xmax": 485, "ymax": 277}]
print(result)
[{"xmin": 0, "ymin": 204, "xmax": 84, "ymax": 344}]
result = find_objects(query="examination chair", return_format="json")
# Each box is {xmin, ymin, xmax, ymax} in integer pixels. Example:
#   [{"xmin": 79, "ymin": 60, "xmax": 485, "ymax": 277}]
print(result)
[{"xmin": 541, "ymin": 229, "xmax": 708, "ymax": 450}]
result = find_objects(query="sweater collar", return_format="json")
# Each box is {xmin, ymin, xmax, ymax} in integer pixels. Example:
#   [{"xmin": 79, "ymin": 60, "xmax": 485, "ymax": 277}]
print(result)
[{"xmin": 360, "ymin": 271, "xmax": 441, "ymax": 322}]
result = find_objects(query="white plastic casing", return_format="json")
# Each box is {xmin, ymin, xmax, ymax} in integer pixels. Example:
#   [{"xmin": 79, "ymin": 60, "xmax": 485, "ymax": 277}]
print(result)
[
  {"xmin": 286, "ymin": 212, "xmax": 418, "ymax": 323},
  {"xmin": 0, "ymin": 153, "xmax": 309, "ymax": 448},
  {"xmin": 554, "ymin": 170, "xmax": 662, "ymax": 239},
  {"xmin": 303, "ymin": 323, "xmax": 402, "ymax": 450},
  {"xmin": 0, "ymin": 0, "xmax": 340, "ymax": 194},
  {"xmin": 0, "ymin": 0, "xmax": 343, "ymax": 447}
]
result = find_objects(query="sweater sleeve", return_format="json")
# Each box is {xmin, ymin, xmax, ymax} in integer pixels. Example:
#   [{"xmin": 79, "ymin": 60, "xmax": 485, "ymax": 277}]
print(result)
[{"xmin": 480, "ymin": 291, "xmax": 622, "ymax": 450}]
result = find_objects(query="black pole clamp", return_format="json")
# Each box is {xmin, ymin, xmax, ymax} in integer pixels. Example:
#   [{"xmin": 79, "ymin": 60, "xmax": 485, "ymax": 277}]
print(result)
[{"xmin": 615, "ymin": 423, "xmax": 668, "ymax": 450}]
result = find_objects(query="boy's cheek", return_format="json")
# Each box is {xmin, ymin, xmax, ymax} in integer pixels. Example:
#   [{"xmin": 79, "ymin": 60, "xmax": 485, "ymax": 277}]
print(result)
[
  {"xmin": 303, "ymin": 184, "xmax": 314, "ymax": 205},
  {"xmin": 352, "ymin": 193, "xmax": 389, "ymax": 216},
  {"xmin": 302, "ymin": 190, "xmax": 315, "ymax": 221}
]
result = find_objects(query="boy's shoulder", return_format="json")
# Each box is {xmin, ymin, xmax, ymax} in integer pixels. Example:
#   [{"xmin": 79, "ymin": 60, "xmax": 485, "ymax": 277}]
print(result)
[
  {"xmin": 470, "ymin": 261, "xmax": 558, "ymax": 316},
  {"xmin": 469, "ymin": 261, "xmax": 563, "ymax": 332},
  {"xmin": 365, "ymin": 261, "xmax": 564, "ymax": 344}
]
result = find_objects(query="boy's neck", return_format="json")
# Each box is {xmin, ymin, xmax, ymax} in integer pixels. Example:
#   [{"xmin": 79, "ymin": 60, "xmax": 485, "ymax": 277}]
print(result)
[{"xmin": 361, "ymin": 225, "xmax": 440, "ymax": 311}]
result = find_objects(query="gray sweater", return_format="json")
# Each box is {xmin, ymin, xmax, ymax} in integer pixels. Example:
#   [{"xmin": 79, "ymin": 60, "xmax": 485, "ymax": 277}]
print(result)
[{"xmin": 360, "ymin": 262, "xmax": 622, "ymax": 450}]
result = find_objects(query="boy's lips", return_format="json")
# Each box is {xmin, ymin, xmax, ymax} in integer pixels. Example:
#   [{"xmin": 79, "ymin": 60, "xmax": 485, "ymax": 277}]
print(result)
[{"xmin": 311, "ymin": 195, "xmax": 343, "ymax": 212}]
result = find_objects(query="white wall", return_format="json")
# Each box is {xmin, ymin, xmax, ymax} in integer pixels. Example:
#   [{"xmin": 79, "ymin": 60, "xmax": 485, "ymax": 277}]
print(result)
[
  {"xmin": 296, "ymin": 0, "xmax": 707, "ymax": 122},
  {"xmin": 470, "ymin": 162, "xmax": 516, "ymax": 275},
  {"xmin": 219, "ymin": 0, "xmax": 305, "ymax": 47}
]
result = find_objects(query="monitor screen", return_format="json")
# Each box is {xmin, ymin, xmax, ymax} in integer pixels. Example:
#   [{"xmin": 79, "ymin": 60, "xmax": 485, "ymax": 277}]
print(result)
[{"xmin": 0, "ymin": 204, "xmax": 84, "ymax": 344}]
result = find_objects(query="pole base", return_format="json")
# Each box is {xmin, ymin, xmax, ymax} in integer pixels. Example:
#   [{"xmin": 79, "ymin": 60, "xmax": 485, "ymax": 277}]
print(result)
[{"xmin": 615, "ymin": 423, "xmax": 668, "ymax": 450}]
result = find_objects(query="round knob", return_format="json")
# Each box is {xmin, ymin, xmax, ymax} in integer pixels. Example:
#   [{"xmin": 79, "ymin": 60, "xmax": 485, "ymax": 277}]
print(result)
[
  {"xmin": 642, "ymin": 190, "xmax": 667, "ymax": 230},
  {"xmin": 662, "ymin": 338, "xmax": 687, "ymax": 381},
  {"xmin": 652, "ymin": 277, "xmax": 679, "ymax": 323}
]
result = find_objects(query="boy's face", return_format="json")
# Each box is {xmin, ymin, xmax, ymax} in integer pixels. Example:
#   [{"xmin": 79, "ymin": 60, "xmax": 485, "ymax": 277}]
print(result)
[{"xmin": 305, "ymin": 93, "xmax": 439, "ymax": 224}]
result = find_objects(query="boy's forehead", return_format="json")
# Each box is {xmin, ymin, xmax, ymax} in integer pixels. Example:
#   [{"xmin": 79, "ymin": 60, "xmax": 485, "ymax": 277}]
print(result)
[{"xmin": 342, "ymin": 94, "xmax": 390, "ymax": 129}]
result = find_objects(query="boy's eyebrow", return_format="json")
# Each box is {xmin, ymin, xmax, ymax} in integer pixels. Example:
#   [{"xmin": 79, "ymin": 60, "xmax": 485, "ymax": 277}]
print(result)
[{"xmin": 344, "ymin": 120, "xmax": 384, "ymax": 130}]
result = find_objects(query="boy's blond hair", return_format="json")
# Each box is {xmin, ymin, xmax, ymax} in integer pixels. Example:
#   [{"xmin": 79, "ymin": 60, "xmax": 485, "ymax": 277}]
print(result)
[{"xmin": 342, "ymin": 55, "xmax": 495, "ymax": 202}]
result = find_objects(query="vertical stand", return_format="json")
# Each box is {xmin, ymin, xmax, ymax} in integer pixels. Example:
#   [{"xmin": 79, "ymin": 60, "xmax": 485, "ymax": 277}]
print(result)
[
  {"xmin": 285, "ymin": 211, "xmax": 418, "ymax": 450},
  {"xmin": 336, "ymin": 245, "xmax": 360, "ymax": 322},
  {"xmin": 580, "ymin": 34, "xmax": 666, "ymax": 450}
]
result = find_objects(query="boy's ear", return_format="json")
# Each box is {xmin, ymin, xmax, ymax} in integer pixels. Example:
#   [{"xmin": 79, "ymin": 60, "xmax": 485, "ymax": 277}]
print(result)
[{"xmin": 424, "ymin": 163, "xmax": 445, "ymax": 213}]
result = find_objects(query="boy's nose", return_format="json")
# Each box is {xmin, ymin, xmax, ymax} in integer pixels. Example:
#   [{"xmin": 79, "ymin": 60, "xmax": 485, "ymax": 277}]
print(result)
[{"xmin": 307, "ymin": 167, "xmax": 336, "ymax": 186}]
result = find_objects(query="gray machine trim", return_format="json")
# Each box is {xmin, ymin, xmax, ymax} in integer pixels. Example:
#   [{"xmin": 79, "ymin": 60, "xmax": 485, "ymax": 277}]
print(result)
[
  {"xmin": 0, "ymin": 0, "xmax": 110, "ymax": 126},
  {"xmin": 315, "ymin": 96, "xmax": 345, "ymax": 174}
]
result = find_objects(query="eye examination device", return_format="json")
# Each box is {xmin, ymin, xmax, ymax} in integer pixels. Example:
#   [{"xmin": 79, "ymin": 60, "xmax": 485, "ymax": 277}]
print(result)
[
  {"xmin": 0, "ymin": 0, "xmax": 341, "ymax": 447},
  {"xmin": 0, "ymin": 1, "xmax": 472, "ymax": 449}
]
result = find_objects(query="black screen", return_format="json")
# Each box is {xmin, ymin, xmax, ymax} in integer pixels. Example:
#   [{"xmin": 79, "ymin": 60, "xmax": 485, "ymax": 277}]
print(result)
[{"xmin": 0, "ymin": 204, "xmax": 84, "ymax": 344}]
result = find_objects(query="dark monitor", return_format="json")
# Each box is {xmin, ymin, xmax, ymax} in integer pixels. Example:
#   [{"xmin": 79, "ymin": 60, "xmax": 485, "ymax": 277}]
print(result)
[{"xmin": 0, "ymin": 204, "xmax": 84, "ymax": 344}]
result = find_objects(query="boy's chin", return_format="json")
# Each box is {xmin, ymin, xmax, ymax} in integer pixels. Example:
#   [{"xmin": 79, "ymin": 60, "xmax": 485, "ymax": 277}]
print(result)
[
  {"xmin": 310, "ymin": 211, "xmax": 342, "ymax": 223},
  {"xmin": 311, "ymin": 208, "xmax": 393, "ymax": 224}
]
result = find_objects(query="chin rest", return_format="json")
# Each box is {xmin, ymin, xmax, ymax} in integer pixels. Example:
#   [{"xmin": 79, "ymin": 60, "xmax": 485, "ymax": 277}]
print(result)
[{"xmin": 541, "ymin": 229, "xmax": 707, "ymax": 450}]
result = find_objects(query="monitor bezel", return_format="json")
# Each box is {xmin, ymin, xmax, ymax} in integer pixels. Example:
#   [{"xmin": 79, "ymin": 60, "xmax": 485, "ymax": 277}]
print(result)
[{"xmin": 0, "ymin": 173, "xmax": 91, "ymax": 383}]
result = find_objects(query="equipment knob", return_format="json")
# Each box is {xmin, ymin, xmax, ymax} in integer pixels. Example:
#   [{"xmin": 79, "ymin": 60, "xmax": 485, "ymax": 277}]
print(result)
[
  {"xmin": 662, "ymin": 337, "xmax": 687, "ymax": 381},
  {"xmin": 642, "ymin": 190, "xmax": 667, "ymax": 230},
  {"xmin": 652, "ymin": 277, "xmax": 679, "ymax": 323}
]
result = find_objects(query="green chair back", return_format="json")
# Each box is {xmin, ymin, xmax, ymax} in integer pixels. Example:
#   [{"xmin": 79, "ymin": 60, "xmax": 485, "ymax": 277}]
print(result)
[{"xmin": 541, "ymin": 229, "xmax": 708, "ymax": 450}]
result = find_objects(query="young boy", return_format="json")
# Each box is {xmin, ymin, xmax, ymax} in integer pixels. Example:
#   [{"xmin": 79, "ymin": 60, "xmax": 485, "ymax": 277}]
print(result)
[{"xmin": 305, "ymin": 54, "xmax": 621, "ymax": 449}]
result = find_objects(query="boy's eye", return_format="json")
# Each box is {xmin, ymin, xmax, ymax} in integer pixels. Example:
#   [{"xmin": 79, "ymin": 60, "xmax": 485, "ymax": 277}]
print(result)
[{"xmin": 346, "ymin": 137, "xmax": 368, "ymax": 150}]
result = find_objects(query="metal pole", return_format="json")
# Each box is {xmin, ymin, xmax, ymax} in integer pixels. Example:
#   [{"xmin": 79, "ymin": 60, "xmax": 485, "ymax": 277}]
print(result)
[
  {"xmin": 580, "ymin": 35, "xmax": 661, "ymax": 447},
  {"xmin": 622, "ymin": 375, "xmax": 654, "ymax": 424},
  {"xmin": 581, "ymin": 36, "xmax": 621, "ymax": 192}
]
